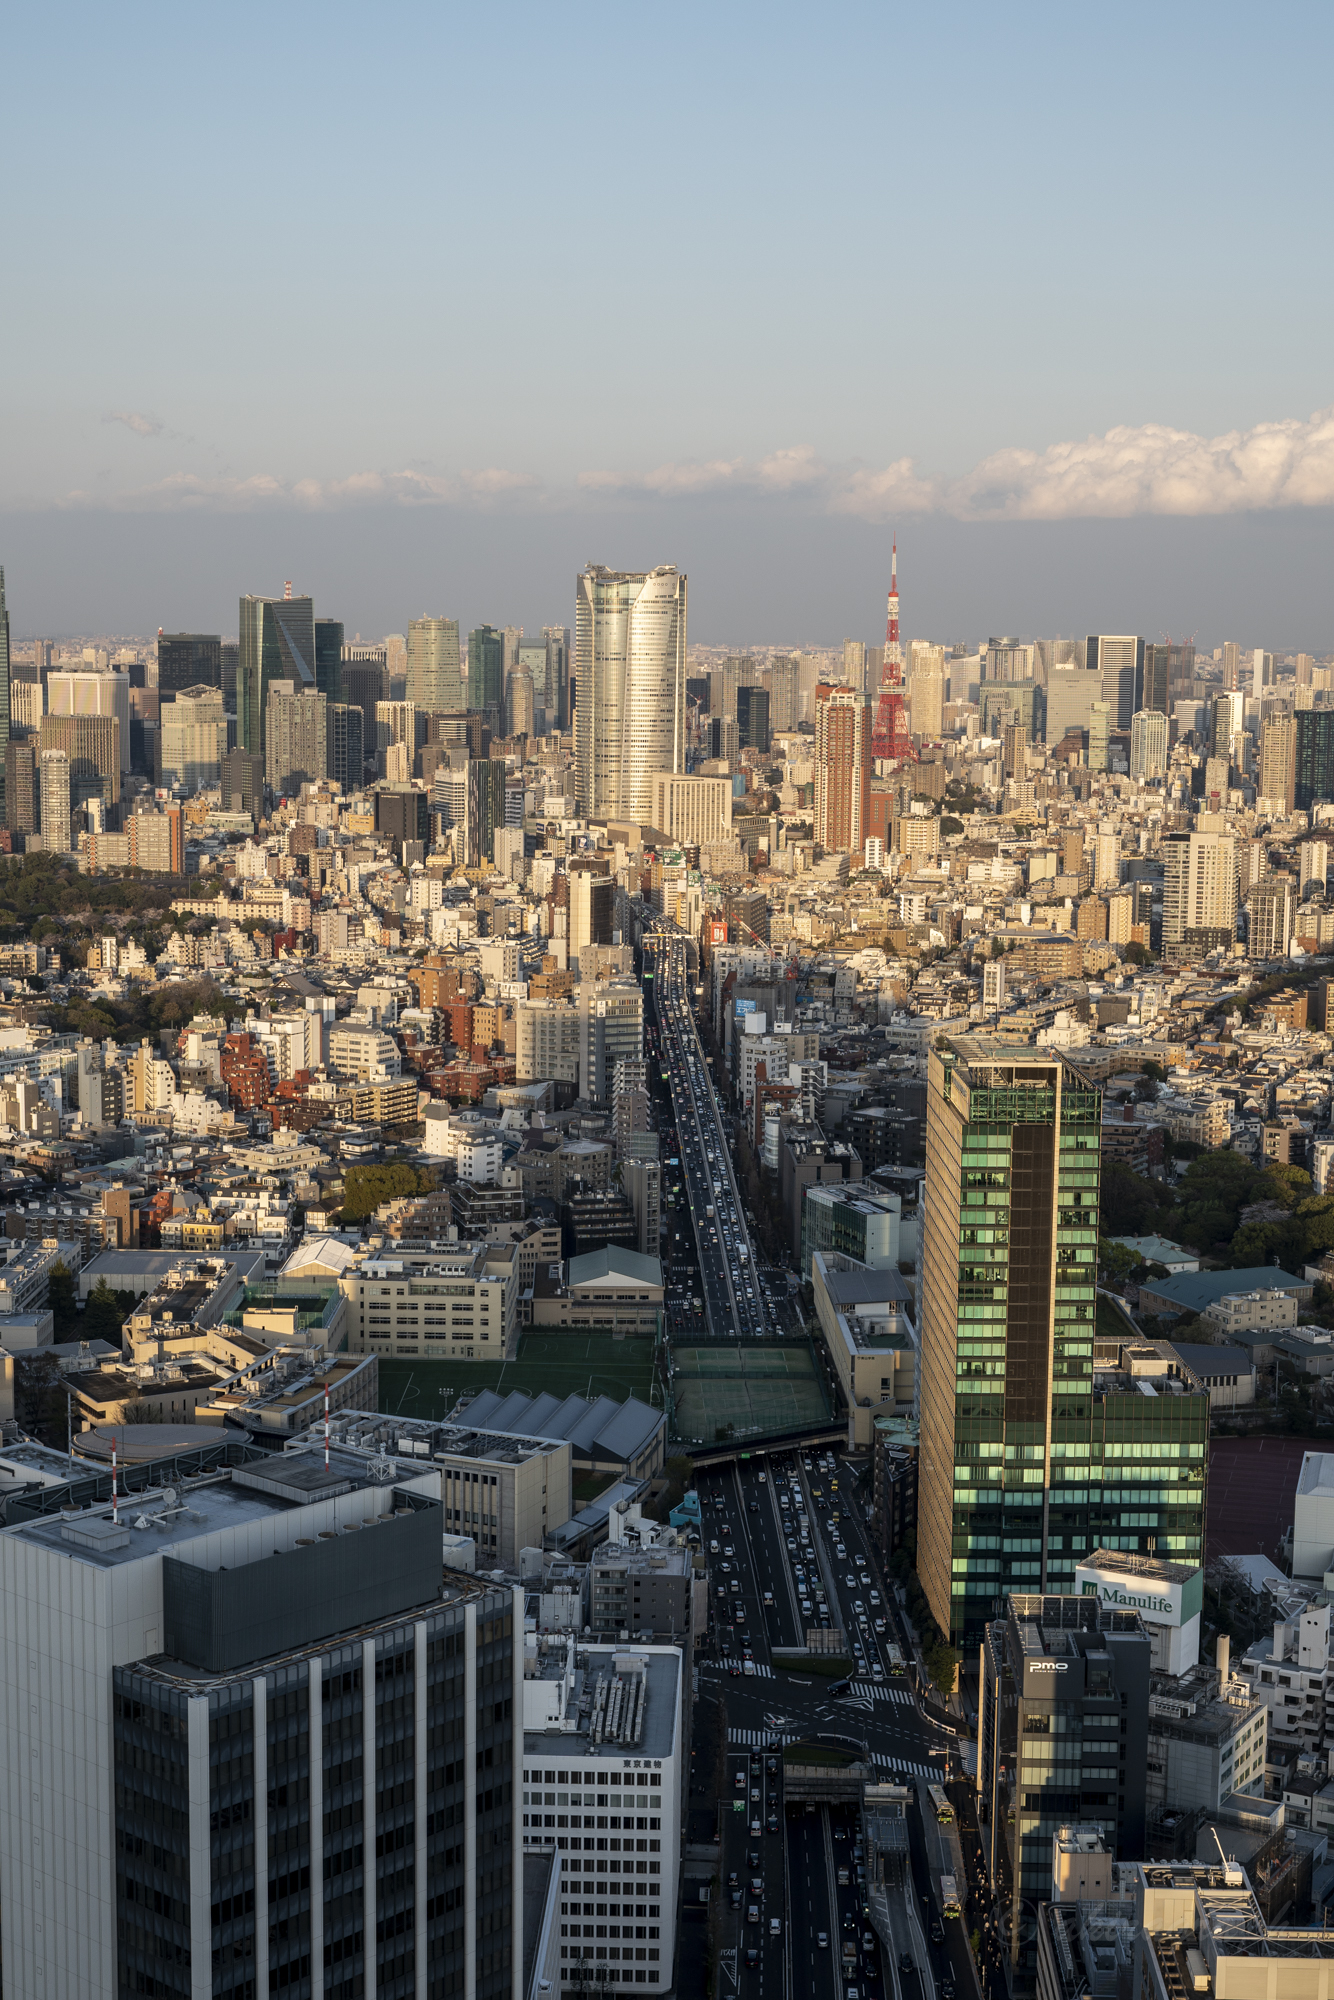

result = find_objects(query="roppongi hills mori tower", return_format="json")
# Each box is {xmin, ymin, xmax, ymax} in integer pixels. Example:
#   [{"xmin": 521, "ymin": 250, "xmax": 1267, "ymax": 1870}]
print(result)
[{"xmin": 574, "ymin": 566, "xmax": 687, "ymax": 824}]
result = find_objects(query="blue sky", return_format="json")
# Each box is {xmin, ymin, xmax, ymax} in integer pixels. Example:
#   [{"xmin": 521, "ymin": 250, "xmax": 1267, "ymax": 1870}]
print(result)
[{"xmin": 5, "ymin": 1, "xmax": 1334, "ymax": 643}]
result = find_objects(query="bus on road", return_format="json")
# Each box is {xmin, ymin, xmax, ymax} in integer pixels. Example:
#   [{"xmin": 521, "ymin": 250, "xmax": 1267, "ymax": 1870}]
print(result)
[
  {"xmin": 940, "ymin": 1875, "xmax": 961, "ymax": 1918},
  {"xmin": 886, "ymin": 1644, "xmax": 905, "ymax": 1675},
  {"xmin": 927, "ymin": 1785, "xmax": 954, "ymax": 1825}
]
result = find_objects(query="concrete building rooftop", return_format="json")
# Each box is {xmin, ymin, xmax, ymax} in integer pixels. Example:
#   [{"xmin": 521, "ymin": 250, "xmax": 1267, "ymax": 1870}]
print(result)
[{"xmin": 523, "ymin": 1641, "xmax": 679, "ymax": 1761}]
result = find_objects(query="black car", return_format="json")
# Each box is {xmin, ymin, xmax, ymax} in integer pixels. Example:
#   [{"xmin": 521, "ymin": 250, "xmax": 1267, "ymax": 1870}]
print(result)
[
  {"xmin": 745, "ymin": 1949, "xmax": 760, "ymax": 1970},
  {"xmin": 898, "ymin": 1955, "xmax": 914, "ymax": 1977}
]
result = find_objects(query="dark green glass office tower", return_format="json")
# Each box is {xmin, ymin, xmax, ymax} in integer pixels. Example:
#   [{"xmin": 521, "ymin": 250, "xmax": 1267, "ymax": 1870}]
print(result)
[
  {"xmin": 158, "ymin": 633, "xmax": 222, "ymax": 697},
  {"xmin": 736, "ymin": 684, "xmax": 770, "ymax": 753},
  {"xmin": 918, "ymin": 1040, "xmax": 1208, "ymax": 1645},
  {"xmin": 237, "ymin": 594, "xmax": 316, "ymax": 755},
  {"xmin": 314, "ymin": 618, "xmax": 343, "ymax": 704},
  {"xmin": 0, "ymin": 568, "xmax": 9, "ymax": 827},
  {"xmin": 329, "ymin": 702, "xmax": 364, "ymax": 794},
  {"xmin": 467, "ymin": 626, "xmax": 505, "ymax": 716},
  {"xmin": 1296, "ymin": 710, "xmax": 1334, "ymax": 812}
]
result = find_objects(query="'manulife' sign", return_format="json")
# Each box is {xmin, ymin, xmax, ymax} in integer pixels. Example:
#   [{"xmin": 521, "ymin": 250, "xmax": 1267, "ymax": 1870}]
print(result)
[{"xmin": 1074, "ymin": 1560, "xmax": 1203, "ymax": 1630}]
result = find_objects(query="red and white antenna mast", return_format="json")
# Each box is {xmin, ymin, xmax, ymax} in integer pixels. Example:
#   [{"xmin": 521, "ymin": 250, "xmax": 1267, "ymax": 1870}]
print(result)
[
  {"xmin": 871, "ymin": 537, "xmax": 915, "ymax": 763},
  {"xmin": 884, "ymin": 541, "xmax": 902, "ymax": 688}
]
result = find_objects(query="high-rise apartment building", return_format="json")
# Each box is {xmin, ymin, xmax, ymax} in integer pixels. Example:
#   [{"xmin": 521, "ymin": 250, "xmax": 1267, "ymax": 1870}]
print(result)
[
  {"xmin": 156, "ymin": 631, "xmax": 222, "ymax": 698},
  {"xmin": 1129, "ymin": 708, "xmax": 1169, "ymax": 781},
  {"xmin": 1087, "ymin": 701, "xmax": 1111, "ymax": 771},
  {"xmin": 1297, "ymin": 652, "xmax": 1315, "ymax": 687},
  {"xmin": 909, "ymin": 642, "xmax": 946, "ymax": 740},
  {"xmin": 221, "ymin": 745, "xmax": 264, "ymax": 818},
  {"xmin": 0, "ymin": 1441, "xmax": 522, "ymax": 2000},
  {"xmin": 314, "ymin": 615, "xmax": 344, "ymax": 702},
  {"xmin": 39, "ymin": 746, "xmax": 71, "ymax": 852},
  {"xmin": 919, "ymin": 1042, "xmax": 1209, "ymax": 1644},
  {"xmin": 265, "ymin": 681, "xmax": 328, "ymax": 798},
  {"xmin": 769, "ymin": 654, "xmax": 801, "ymax": 732},
  {"xmin": 1259, "ymin": 712, "xmax": 1297, "ymax": 812},
  {"xmin": 1296, "ymin": 710, "xmax": 1334, "ymax": 811},
  {"xmin": 814, "ymin": 684, "xmax": 872, "ymax": 853},
  {"xmin": 468, "ymin": 626, "xmax": 506, "ymax": 717},
  {"xmin": 1085, "ymin": 635, "xmax": 1144, "ymax": 729},
  {"xmin": 574, "ymin": 566, "xmax": 687, "ymax": 824},
  {"xmin": 577, "ymin": 978, "xmax": 644, "ymax": 1104},
  {"xmin": 736, "ymin": 683, "xmax": 770, "ymax": 754},
  {"xmin": 5, "ymin": 739, "xmax": 36, "ymax": 836},
  {"xmin": 1161, "ymin": 814, "xmax": 1237, "ymax": 963},
  {"xmin": 329, "ymin": 701, "xmax": 365, "ymax": 794},
  {"xmin": 237, "ymin": 592, "xmax": 316, "ymax": 755},
  {"xmin": 158, "ymin": 685, "xmax": 226, "ymax": 794},
  {"xmin": 1298, "ymin": 839, "xmax": 1329, "ymax": 899},
  {"xmin": 47, "ymin": 665, "xmax": 131, "ymax": 775},
  {"xmin": 407, "ymin": 616, "xmax": 463, "ymax": 714},
  {"xmin": 1247, "ymin": 875, "xmax": 1296, "ymax": 958}
]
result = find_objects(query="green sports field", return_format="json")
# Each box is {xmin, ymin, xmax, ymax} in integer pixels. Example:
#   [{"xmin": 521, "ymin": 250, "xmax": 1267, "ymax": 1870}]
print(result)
[
  {"xmin": 668, "ymin": 1342, "xmax": 830, "ymax": 1444},
  {"xmin": 375, "ymin": 1332, "xmax": 660, "ymax": 1422}
]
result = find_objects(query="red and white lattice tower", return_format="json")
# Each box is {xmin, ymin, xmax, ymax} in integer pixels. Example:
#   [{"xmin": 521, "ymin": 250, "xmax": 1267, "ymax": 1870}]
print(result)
[{"xmin": 871, "ymin": 540, "xmax": 916, "ymax": 763}]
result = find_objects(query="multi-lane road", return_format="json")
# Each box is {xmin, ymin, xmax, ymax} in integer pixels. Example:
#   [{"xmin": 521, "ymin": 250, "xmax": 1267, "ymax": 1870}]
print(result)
[
  {"xmin": 646, "ymin": 926, "xmax": 767, "ymax": 1341},
  {"xmin": 692, "ymin": 1449, "xmax": 998, "ymax": 2000}
]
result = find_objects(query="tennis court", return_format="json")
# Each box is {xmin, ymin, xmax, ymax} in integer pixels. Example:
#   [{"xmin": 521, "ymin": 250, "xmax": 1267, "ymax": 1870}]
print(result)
[
  {"xmin": 668, "ymin": 1342, "xmax": 830, "ymax": 1443},
  {"xmin": 376, "ymin": 1333, "xmax": 659, "ymax": 1423}
]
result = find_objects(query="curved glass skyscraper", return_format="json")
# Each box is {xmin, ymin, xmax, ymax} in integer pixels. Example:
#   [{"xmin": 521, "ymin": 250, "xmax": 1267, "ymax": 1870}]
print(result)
[{"xmin": 575, "ymin": 564, "xmax": 686, "ymax": 823}]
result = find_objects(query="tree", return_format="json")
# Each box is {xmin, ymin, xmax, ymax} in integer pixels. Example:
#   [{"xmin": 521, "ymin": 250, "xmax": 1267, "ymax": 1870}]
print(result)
[
  {"xmin": 1099, "ymin": 1237, "xmax": 1140, "ymax": 1284},
  {"xmin": 118, "ymin": 1400, "xmax": 167, "ymax": 1425},
  {"xmin": 1100, "ymin": 1160, "xmax": 1174, "ymax": 1239},
  {"xmin": 83, "ymin": 1276, "xmax": 129, "ymax": 1345},
  {"xmin": 339, "ymin": 1163, "xmax": 438, "ymax": 1223},
  {"xmin": 924, "ymin": 1636, "xmax": 959, "ymax": 1697},
  {"xmin": 47, "ymin": 1259, "xmax": 79, "ymax": 1340}
]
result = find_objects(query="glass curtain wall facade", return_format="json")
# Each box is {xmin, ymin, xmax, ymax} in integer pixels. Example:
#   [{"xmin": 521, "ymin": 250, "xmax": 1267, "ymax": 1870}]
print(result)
[
  {"xmin": 315, "ymin": 618, "xmax": 345, "ymax": 704},
  {"xmin": 574, "ymin": 567, "xmax": 687, "ymax": 823},
  {"xmin": 1295, "ymin": 711, "xmax": 1334, "ymax": 811},
  {"xmin": 467, "ymin": 628, "xmax": 505, "ymax": 718},
  {"xmin": 408, "ymin": 618, "xmax": 463, "ymax": 714},
  {"xmin": 918, "ymin": 1039, "xmax": 1208, "ymax": 1645},
  {"xmin": 158, "ymin": 632, "xmax": 223, "ymax": 698},
  {"xmin": 238, "ymin": 595, "xmax": 317, "ymax": 755}
]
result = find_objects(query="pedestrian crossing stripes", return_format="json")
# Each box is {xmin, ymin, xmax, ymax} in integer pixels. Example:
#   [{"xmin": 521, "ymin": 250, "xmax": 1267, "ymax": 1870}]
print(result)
[
  {"xmin": 702, "ymin": 1661, "xmax": 775, "ymax": 1679},
  {"xmin": 870, "ymin": 1754, "xmax": 937, "ymax": 1779},
  {"xmin": 728, "ymin": 1727, "xmax": 795, "ymax": 1747},
  {"xmin": 849, "ymin": 1681, "xmax": 913, "ymax": 1704}
]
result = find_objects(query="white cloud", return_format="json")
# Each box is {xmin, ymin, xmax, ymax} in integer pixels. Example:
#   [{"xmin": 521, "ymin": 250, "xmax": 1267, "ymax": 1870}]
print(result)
[
  {"xmin": 102, "ymin": 409, "xmax": 164, "ymax": 438},
  {"xmin": 54, "ymin": 406, "xmax": 1334, "ymax": 519}
]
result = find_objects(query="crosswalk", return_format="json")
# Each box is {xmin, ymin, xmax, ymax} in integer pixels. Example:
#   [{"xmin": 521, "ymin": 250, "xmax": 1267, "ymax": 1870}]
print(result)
[
  {"xmin": 704, "ymin": 1660, "xmax": 775, "ymax": 1679},
  {"xmin": 728, "ymin": 1727, "xmax": 795, "ymax": 1747},
  {"xmin": 849, "ymin": 1680, "xmax": 914, "ymax": 1704},
  {"xmin": 870, "ymin": 1754, "xmax": 938, "ymax": 1779}
]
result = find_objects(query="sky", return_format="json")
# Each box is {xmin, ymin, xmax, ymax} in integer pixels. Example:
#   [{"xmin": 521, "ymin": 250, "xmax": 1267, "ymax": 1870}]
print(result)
[{"xmin": 4, "ymin": 0, "xmax": 1334, "ymax": 647}]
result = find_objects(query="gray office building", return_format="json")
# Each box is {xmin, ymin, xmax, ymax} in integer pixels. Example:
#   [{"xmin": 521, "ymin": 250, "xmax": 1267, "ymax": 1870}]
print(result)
[
  {"xmin": 238, "ymin": 593, "xmax": 317, "ymax": 755},
  {"xmin": 0, "ymin": 1442, "xmax": 523, "ymax": 2000},
  {"xmin": 158, "ymin": 632, "xmax": 223, "ymax": 698}
]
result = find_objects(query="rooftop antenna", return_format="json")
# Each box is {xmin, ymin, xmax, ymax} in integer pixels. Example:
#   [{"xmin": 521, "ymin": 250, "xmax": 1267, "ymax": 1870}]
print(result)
[
  {"xmin": 324, "ymin": 1383, "xmax": 330, "ymax": 1470},
  {"xmin": 283, "ymin": 580, "xmax": 293, "ymax": 600},
  {"xmin": 112, "ymin": 1435, "xmax": 119, "ymax": 1526}
]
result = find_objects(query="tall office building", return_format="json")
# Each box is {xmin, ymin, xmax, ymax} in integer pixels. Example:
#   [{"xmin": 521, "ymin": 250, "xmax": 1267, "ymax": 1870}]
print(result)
[
  {"xmin": 5, "ymin": 739, "xmax": 36, "ymax": 836},
  {"xmin": 467, "ymin": 758, "xmax": 506, "ymax": 865},
  {"xmin": 506, "ymin": 666, "xmax": 536, "ymax": 738},
  {"xmin": 38, "ymin": 713, "xmax": 121, "ymax": 811},
  {"xmin": 1297, "ymin": 652, "xmax": 1315, "ymax": 687},
  {"xmin": 813, "ymin": 684, "xmax": 872, "ymax": 853},
  {"xmin": 314, "ymin": 616, "xmax": 344, "ymax": 702},
  {"xmin": 407, "ymin": 616, "xmax": 463, "ymax": 713},
  {"xmin": 1259, "ymin": 712, "xmax": 1297, "ymax": 812},
  {"xmin": 0, "ymin": 1442, "xmax": 522, "ymax": 2000},
  {"xmin": 574, "ymin": 565, "xmax": 687, "ymax": 823},
  {"xmin": 237, "ymin": 591, "xmax": 316, "ymax": 755},
  {"xmin": 1222, "ymin": 639, "xmax": 1241, "ymax": 690},
  {"xmin": 221, "ymin": 745, "xmax": 265, "ymax": 818},
  {"xmin": 1142, "ymin": 643, "xmax": 1171, "ymax": 716},
  {"xmin": 1161, "ymin": 814, "xmax": 1238, "ymax": 963},
  {"xmin": 570, "ymin": 864, "xmax": 615, "ymax": 973},
  {"xmin": 1085, "ymin": 635, "xmax": 1144, "ymax": 729},
  {"xmin": 1212, "ymin": 690, "xmax": 1244, "ymax": 762},
  {"xmin": 918, "ymin": 1041, "xmax": 1209, "ymax": 1644},
  {"xmin": 841, "ymin": 638, "xmax": 868, "ymax": 691},
  {"xmin": 736, "ymin": 683, "xmax": 770, "ymax": 754},
  {"xmin": 543, "ymin": 625, "xmax": 571, "ymax": 729},
  {"xmin": 1253, "ymin": 647, "xmax": 1276, "ymax": 697},
  {"xmin": 220, "ymin": 638, "xmax": 238, "ymax": 710},
  {"xmin": 1296, "ymin": 710, "xmax": 1334, "ymax": 811},
  {"xmin": 1045, "ymin": 669, "xmax": 1104, "ymax": 750},
  {"xmin": 156, "ymin": 631, "xmax": 222, "ymax": 698},
  {"xmin": 158, "ymin": 685, "xmax": 226, "ymax": 793},
  {"xmin": 1129, "ymin": 708, "xmax": 1169, "ymax": 781},
  {"xmin": 47, "ymin": 666, "xmax": 131, "ymax": 775},
  {"xmin": 1247, "ymin": 875, "xmax": 1296, "ymax": 958},
  {"xmin": 343, "ymin": 651, "xmax": 387, "ymax": 763},
  {"xmin": 516, "ymin": 636, "xmax": 549, "ymax": 723},
  {"xmin": 650, "ymin": 773, "xmax": 732, "ymax": 846},
  {"xmin": 329, "ymin": 701, "xmax": 365, "ymax": 794},
  {"xmin": 265, "ymin": 682, "xmax": 328, "ymax": 798},
  {"xmin": 39, "ymin": 747, "xmax": 71, "ymax": 852},
  {"xmin": 467, "ymin": 626, "xmax": 505, "ymax": 717}
]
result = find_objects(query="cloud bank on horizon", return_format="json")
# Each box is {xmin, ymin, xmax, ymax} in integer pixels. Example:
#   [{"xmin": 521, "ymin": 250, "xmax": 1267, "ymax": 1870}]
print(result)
[{"xmin": 57, "ymin": 405, "xmax": 1334, "ymax": 523}]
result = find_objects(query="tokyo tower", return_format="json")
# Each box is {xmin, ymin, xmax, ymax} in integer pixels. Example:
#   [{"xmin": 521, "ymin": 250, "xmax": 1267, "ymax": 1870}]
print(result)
[{"xmin": 871, "ymin": 540, "xmax": 916, "ymax": 763}]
